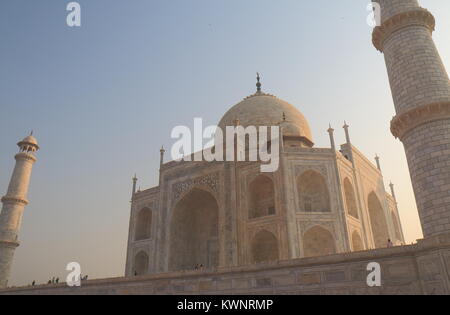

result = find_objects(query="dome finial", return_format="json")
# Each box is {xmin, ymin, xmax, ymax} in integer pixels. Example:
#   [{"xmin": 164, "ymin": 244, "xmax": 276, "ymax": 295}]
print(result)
[{"xmin": 256, "ymin": 72, "xmax": 262, "ymax": 93}]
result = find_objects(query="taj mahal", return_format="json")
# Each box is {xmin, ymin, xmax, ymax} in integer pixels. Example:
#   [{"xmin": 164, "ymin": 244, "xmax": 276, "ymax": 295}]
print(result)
[
  {"xmin": 125, "ymin": 77, "xmax": 405, "ymax": 277},
  {"xmin": 1, "ymin": 0, "xmax": 450, "ymax": 294}
]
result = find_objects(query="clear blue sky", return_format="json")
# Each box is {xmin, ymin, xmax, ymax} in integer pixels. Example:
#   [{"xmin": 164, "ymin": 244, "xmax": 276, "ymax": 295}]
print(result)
[{"xmin": 1, "ymin": 0, "xmax": 450, "ymax": 286}]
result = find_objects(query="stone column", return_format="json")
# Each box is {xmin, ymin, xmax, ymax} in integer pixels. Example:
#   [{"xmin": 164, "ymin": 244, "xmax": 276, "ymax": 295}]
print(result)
[
  {"xmin": 372, "ymin": 0, "xmax": 450, "ymax": 237},
  {"xmin": 0, "ymin": 135, "xmax": 39, "ymax": 288}
]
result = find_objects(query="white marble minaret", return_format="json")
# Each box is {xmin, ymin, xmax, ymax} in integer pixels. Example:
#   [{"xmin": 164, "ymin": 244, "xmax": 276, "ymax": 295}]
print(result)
[
  {"xmin": 372, "ymin": 0, "xmax": 450, "ymax": 238},
  {"xmin": 0, "ymin": 134, "xmax": 39, "ymax": 288}
]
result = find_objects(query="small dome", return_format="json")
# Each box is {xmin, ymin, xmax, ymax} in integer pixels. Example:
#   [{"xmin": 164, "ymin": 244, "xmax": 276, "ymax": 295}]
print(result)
[
  {"xmin": 21, "ymin": 135, "xmax": 38, "ymax": 146},
  {"xmin": 17, "ymin": 133, "xmax": 39, "ymax": 152},
  {"xmin": 218, "ymin": 92, "xmax": 313, "ymax": 146}
]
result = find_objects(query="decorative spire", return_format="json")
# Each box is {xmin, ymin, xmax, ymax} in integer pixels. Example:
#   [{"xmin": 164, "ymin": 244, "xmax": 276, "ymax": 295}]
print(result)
[
  {"xmin": 343, "ymin": 121, "xmax": 351, "ymax": 144},
  {"xmin": 343, "ymin": 121, "xmax": 349, "ymax": 129},
  {"xmin": 131, "ymin": 174, "xmax": 138, "ymax": 198},
  {"xmin": 256, "ymin": 72, "xmax": 262, "ymax": 93},
  {"xmin": 327, "ymin": 123, "xmax": 334, "ymax": 133},
  {"xmin": 327, "ymin": 124, "xmax": 336, "ymax": 150},
  {"xmin": 375, "ymin": 154, "xmax": 381, "ymax": 171},
  {"xmin": 160, "ymin": 146, "xmax": 165, "ymax": 167},
  {"xmin": 389, "ymin": 181, "xmax": 397, "ymax": 202}
]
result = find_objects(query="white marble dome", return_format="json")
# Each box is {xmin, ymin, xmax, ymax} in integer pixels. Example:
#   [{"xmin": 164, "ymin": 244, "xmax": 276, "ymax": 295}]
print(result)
[
  {"xmin": 218, "ymin": 91, "xmax": 314, "ymax": 146},
  {"xmin": 20, "ymin": 135, "xmax": 38, "ymax": 146}
]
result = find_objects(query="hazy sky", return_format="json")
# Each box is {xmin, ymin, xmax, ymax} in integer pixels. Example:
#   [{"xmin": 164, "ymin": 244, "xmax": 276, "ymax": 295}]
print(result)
[{"xmin": 1, "ymin": 0, "xmax": 450, "ymax": 286}]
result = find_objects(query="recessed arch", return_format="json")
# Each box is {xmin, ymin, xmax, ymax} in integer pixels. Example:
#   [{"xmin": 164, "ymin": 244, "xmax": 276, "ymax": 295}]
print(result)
[
  {"xmin": 367, "ymin": 192, "xmax": 390, "ymax": 248},
  {"xmin": 344, "ymin": 178, "xmax": 359, "ymax": 219},
  {"xmin": 351, "ymin": 230, "xmax": 364, "ymax": 251},
  {"xmin": 133, "ymin": 251, "xmax": 149, "ymax": 276},
  {"xmin": 135, "ymin": 207, "xmax": 152, "ymax": 241},
  {"xmin": 303, "ymin": 225, "xmax": 336, "ymax": 257},
  {"xmin": 251, "ymin": 230, "xmax": 279, "ymax": 264},
  {"xmin": 169, "ymin": 188, "xmax": 219, "ymax": 271},
  {"xmin": 248, "ymin": 175, "xmax": 276, "ymax": 219},
  {"xmin": 297, "ymin": 170, "xmax": 331, "ymax": 213}
]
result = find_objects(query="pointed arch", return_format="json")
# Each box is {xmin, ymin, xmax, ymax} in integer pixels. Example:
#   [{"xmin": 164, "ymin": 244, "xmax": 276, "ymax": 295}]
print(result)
[
  {"xmin": 297, "ymin": 170, "xmax": 331, "ymax": 212},
  {"xmin": 169, "ymin": 188, "xmax": 219, "ymax": 271},
  {"xmin": 248, "ymin": 175, "xmax": 276, "ymax": 219},
  {"xmin": 367, "ymin": 192, "xmax": 389, "ymax": 248},
  {"xmin": 344, "ymin": 178, "xmax": 359, "ymax": 219},
  {"xmin": 135, "ymin": 207, "xmax": 152, "ymax": 241},
  {"xmin": 251, "ymin": 230, "xmax": 279, "ymax": 263},
  {"xmin": 133, "ymin": 251, "xmax": 149, "ymax": 276},
  {"xmin": 303, "ymin": 225, "xmax": 336, "ymax": 257}
]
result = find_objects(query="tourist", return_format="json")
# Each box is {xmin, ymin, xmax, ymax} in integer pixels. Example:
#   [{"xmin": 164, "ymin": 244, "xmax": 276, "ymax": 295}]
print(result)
[{"xmin": 387, "ymin": 239, "xmax": 394, "ymax": 248}]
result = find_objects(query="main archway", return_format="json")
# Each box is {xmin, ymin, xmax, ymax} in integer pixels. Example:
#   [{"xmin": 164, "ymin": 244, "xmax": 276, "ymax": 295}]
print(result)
[
  {"xmin": 368, "ymin": 192, "xmax": 389, "ymax": 248},
  {"xmin": 169, "ymin": 188, "xmax": 219, "ymax": 271}
]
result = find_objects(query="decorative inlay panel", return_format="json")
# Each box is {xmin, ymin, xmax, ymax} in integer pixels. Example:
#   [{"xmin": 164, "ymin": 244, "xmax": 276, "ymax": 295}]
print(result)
[
  {"xmin": 172, "ymin": 172, "xmax": 220, "ymax": 202},
  {"xmin": 295, "ymin": 165, "xmax": 328, "ymax": 178}
]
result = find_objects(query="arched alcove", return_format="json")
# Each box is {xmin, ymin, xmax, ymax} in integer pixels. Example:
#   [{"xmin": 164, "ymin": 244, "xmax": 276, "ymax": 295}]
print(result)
[
  {"xmin": 303, "ymin": 225, "xmax": 336, "ymax": 257},
  {"xmin": 351, "ymin": 230, "xmax": 364, "ymax": 251},
  {"xmin": 169, "ymin": 188, "xmax": 219, "ymax": 271},
  {"xmin": 135, "ymin": 208, "xmax": 152, "ymax": 241},
  {"xmin": 297, "ymin": 170, "xmax": 331, "ymax": 212},
  {"xmin": 248, "ymin": 175, "xmax": 276, "ymax": 219},
  {"xmin": 368, "ymin": 192, "xmax": 390, "ymax": 248},
  {"xmin": 251, "ymin": 230, "xmax": 279, "ymax": 263},
  {"xmin": 133, "ymin": 251, "xmax": 149, "ymax": 276},
  {"xmin": 344, "ymin": 178, "xmax": 359, "ymax": 219}
]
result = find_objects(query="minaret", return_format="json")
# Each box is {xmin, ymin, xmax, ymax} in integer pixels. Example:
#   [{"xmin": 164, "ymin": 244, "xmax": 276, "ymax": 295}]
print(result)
[
  {"xmin": 0, "ymin": 133, "xmax": 39, "ymax": 288},
  {"xmin": 342, "ymin": 121, "xmax": 354, "ymax": 163},
  {"xmin": 372, "ymin": 0, "xmax": 450, "ymax": 238},
  {"xmin": 159, "ymin": 146, "xmax": 165, "ymax": 167},
  {"xmin": 159, "ymin": 147, "xmax": 165, "ymax": 186},
  {"xmin": 374, "ymin": 154, "xmax": 381, "ymax": 172},
  {"xmin": 389, "ymin": 182, "xmax": 397, "ymax": 203},
  {"xmin": 132, "ymin": 174, "xmax": 138, "ymax": 200},
  {"xmin": 327, "ymin": 124, "xmax": 336, "ymax": 151}
]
